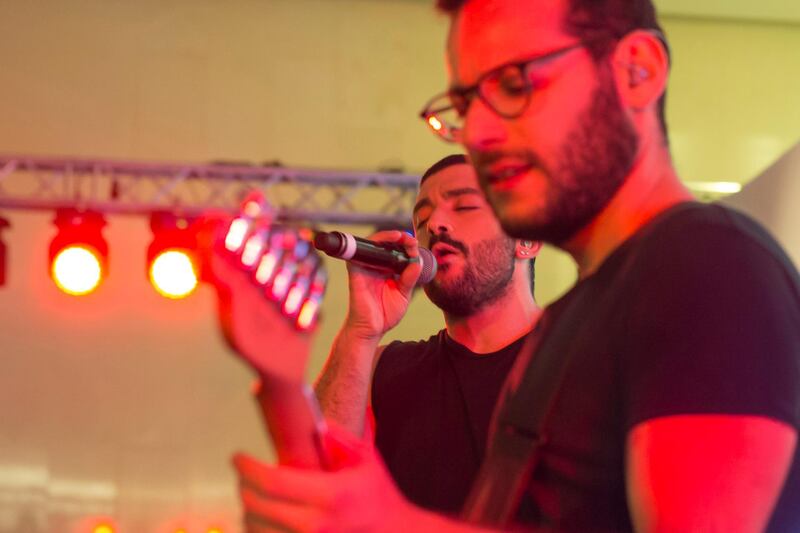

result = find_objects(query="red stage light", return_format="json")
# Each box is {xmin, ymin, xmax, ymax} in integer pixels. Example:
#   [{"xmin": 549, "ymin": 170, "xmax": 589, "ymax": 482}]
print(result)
[
  {"xmin": 147, "ymin": 212, "xmax": 199, "ymax": 299},
  {"xmin": 92, "ymin": 523, "xmax": 115, "ymax": 533},
  {"xmin": 48, "ymin": 209, "xmax": 108, "ymax": 296},
  {"xmin": 149, "ymin": 249, "xmax": 198, "ymax": 299},
  {"xmin": 51, "ymin": 245, "xmax": 104, "ymax": 295}
]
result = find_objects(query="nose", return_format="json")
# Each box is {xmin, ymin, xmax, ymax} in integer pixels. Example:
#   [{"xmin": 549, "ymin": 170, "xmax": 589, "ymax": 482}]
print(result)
[
  {"xmin": 462, "ymin": 97, "xmax": 507, "ymax": 153},
  {"xmin": 426, "ymin": 208, "xmax": 454, "ymax": 237}
]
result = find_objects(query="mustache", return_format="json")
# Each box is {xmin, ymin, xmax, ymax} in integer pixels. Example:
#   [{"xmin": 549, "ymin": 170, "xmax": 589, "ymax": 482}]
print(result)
[
  {"xmin": 429, "ymin": 233, "xmax": 468, "ymax": 256},
  {"xmin": 470, "ymin": 150, "xmax": 547, "ymax": 176}
]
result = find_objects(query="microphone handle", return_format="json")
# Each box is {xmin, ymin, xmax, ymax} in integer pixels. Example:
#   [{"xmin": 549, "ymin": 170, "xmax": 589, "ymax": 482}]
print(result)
[
  {"xmin": 350, "ymin": 236, "xmax": 416, "ymax": 275},
  {"xmin": 313, "ymin": 231, "xmax": 435, "ymax": 283}
]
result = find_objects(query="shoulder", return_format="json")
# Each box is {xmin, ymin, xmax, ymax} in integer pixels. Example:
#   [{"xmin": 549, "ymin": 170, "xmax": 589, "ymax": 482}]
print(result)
[
  {"xmin": 619, "ymin": 203, "xmax": 800, "ymax": 430},
  {"xmin": 628, "ymin": 202, "xmax": 799, "ymax": 297},
  {"xmin": 641, "ymin": 202, "xmax": 794, "ymax": 266}
]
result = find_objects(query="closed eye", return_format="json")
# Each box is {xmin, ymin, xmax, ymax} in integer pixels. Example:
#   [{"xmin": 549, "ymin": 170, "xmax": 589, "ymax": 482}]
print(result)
[{"xmin": 455, "ymin": 206, "xmax": 480, "ymax": 212}]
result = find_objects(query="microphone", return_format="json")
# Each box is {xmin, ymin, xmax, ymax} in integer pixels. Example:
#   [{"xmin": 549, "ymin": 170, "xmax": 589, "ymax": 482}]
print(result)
[{"xmin": 313, "ymin": 231, "xmax": 437, "ymax": 285}]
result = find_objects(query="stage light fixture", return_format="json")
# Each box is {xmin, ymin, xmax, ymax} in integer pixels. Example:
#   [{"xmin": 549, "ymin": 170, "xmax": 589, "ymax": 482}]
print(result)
[
  {"xmin": 240, "ymin": 225, "xmax": 270, "ymax": 269},
  {"xmin": 147, "ymin": 212, "xmax": 199, "ymax": 299},
  {"xmin": 49, "ymin": 209, "xmax": 108, "ymax": 296},
  {"xmin": 296, "ymin": 260, "xmax": 327, "ymax": 331},
  {"xmin": 282, "ymin": 252, "xmax": 320, "ymax": 317},
  {"xmin": 0, "ymin": 216, "xmax": 9, "ymax": 287},
  {"xmin": 92, "ymin": 523, "xmax": 115, "ymax": 533},
  {"xmin": 252, "ymin": 228, "xmax": 289, "ymax": 287},
  {"xmin": 266, "ymin": 229, "xmax": 311, "ymax": 303},
  {"xmin": 223, "ymin": 213, "xmax": 327, "ymax": 329},
  {"xmin": 225, "ymin": 192, "xmax": 271, "ymax": 254},
  {"xmin": 273, "ymin": 228, "xmax": 326, "ymax": 329}
]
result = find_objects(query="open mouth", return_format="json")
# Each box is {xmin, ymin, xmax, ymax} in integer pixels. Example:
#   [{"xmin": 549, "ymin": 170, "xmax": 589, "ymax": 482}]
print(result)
[{"xmin": 432, "ymin": 244, "xmax": 460, "ymax": 262}]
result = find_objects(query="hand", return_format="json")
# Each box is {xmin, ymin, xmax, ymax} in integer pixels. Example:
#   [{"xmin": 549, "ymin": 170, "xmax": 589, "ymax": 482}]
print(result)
[
  {"xmin": 342, "ymin": 230, "xmax": 422, "ymax": 341},
  {"xmin": 234, "ymin": 425, "xmax": 419, "ymax": 533},
  {"xmin": 195, "ymin": 213, "xmax": 312, "ymax": 382}
]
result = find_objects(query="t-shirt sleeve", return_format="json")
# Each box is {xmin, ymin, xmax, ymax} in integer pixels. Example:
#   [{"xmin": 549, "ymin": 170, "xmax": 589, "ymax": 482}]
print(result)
[{"xmin": 621, "ymin": 218, "xmax": 800, "ymax": 432}]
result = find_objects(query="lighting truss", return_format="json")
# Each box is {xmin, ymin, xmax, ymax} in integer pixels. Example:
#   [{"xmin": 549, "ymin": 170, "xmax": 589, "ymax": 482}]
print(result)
[{"xmin": 0, "ymin": 155, "xmax": 420, "ymax": 227}]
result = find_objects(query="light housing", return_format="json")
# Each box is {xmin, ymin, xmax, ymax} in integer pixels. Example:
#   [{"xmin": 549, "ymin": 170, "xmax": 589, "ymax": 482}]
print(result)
[
  {"xmin": 147, "ymin": 212, "xmax": 199, "ymax": 299},
  {"xmin": 222, "ymin": 211, "xmax": 327, "ymax": 330},
  {"xmin": 49, "ymin": 209, "xmax": 108, "ymax": 296},
  {"xmin": 295, "ymin": 259, "xmax": 327, "ymax": 330}
]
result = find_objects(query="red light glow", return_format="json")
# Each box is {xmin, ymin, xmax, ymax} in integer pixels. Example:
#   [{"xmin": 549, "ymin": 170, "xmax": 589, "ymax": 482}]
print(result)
[
  {"xmin": 51, "ymin": 245, "xmax": 103, "ymax": 296},
  {"xmin": 149, "ymin": 249, "xmax": 198, "ymax": 299}
]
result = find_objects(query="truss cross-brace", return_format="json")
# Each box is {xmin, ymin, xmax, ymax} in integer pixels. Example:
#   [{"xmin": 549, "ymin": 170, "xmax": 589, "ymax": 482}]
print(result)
[{"xmin": 0, "ymin": 155, "xmax": 421, "ymax": 227}]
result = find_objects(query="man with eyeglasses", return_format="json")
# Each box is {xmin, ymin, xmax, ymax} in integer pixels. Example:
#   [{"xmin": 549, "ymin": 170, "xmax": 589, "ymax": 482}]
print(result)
[
  {"xmin": 233, "ymin": 0, "xmax": 800, "ymax": 531},
  {"xmin": 312, "ymin": 153, "xmax": 542, "ymax": 514}
]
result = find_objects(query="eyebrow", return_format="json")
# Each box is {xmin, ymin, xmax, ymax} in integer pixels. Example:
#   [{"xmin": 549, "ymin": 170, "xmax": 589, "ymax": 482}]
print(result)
[
  {"xmin": 413, "ymin": 187, "xmax": 483, "ymax": 215},
  {"xmin": 448, "ymin": 43, "xmax": 584, "ymax": 94}
]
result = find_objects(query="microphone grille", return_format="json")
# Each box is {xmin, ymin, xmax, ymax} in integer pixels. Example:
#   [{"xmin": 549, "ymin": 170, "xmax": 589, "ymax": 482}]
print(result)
[{"xmin": 417, "ymin": 248, "xmax": 438, "ymax": 285}]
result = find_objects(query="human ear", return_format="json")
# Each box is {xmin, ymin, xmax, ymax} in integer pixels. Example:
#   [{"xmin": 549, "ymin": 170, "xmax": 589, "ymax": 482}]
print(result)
[
  {"xmin": 515, "ymin": 239, "xmax": 543, "ymax": 259},
  {"xmin": 612, "ymin": 30, "xmax": 670, "ymax": 111}
]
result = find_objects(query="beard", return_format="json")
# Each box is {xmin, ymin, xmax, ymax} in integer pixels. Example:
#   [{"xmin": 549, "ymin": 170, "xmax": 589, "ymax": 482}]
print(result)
[
  {"xmin": 473, "ymin": 68, "xmax": 639, "ymax": 244},
  {"xmin": 423, "ymin": 233, "xmax": 516, "ymax": 318}
]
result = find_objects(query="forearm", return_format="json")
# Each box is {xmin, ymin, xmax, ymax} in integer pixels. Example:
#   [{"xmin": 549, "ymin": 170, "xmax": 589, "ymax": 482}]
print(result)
[{"xmin": 314, "ymin": 325, "xmax": 381, "ymax": 436}]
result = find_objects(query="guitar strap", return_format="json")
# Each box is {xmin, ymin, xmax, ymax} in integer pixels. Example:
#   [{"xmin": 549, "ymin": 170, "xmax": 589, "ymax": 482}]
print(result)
[{"xmin": 460, "ymin": 308, "xmax": 578, "ymax": 527}]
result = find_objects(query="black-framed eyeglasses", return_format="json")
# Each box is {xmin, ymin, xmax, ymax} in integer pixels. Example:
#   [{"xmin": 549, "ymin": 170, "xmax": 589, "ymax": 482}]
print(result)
[{"xmin": 419, "ymin": 42, "xmax": 586, "ymax": 143}]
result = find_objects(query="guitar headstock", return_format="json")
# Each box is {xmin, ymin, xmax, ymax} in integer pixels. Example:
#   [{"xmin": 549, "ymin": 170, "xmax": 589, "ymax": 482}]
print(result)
[{"xmin": 196, "ymin": 191, "xmax": 327, "ymax": 384}]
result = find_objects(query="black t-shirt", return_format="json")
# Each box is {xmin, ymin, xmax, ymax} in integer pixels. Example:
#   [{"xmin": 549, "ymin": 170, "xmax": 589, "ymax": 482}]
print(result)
[
  {"xmin": 489, "ymin": 202, "xmax": 800, "ymax": 531},
  {"xmin": 372, "ymin": 330, "xmax": 527, "ymax": 513}
]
